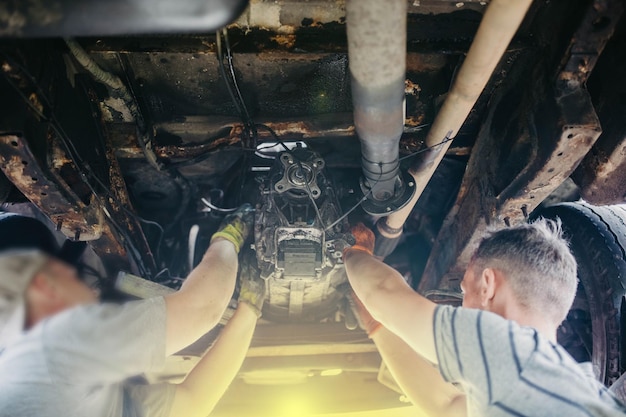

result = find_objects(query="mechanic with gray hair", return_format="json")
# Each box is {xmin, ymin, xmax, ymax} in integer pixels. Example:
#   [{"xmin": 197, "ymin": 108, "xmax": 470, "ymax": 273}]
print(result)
[
  {"xmin": 345, "ymin": 219, "xmax": 626, "ymax": 416},
  {"xmin": 0, "ymin": 205, "xmax": 263, "ymax": 417}
]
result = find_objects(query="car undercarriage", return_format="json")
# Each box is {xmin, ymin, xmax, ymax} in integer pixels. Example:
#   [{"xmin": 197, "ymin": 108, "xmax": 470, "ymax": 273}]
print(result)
[{"xmin": 1, "ymin": 0, "xmax": 626, "ymax": 415}]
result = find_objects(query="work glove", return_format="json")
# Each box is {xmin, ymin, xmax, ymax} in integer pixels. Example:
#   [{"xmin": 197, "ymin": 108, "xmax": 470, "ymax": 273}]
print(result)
[
  {"xmin": 210, "ymin": 203, "xmax": 255, "ymax": 253},
  {"xmin": 342, "ymin": 222, "xmax": 376, "ymax": 258},
  {"xmin": 238, "ymin": 275, "xmax": 266, "ymax": 318},
  {"xmin": 347, "ymin": 291, "xmax": 382, "ymax": 338}
]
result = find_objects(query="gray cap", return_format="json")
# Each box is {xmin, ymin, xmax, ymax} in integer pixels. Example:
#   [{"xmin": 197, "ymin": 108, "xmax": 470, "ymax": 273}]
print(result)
[{"xmin": 0, "ymin": 250, "xmax": 49, "ymax": 350}]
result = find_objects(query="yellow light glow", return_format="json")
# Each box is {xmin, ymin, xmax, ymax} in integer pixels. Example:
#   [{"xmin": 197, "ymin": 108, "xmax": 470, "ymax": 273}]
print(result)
[
  {"xmin": 320, "ymin": 368, "xmax": 343, "ymax": 377},
  {"xmin": 276, "ymin": 395, "xmax": 313, "ymax": 417}
]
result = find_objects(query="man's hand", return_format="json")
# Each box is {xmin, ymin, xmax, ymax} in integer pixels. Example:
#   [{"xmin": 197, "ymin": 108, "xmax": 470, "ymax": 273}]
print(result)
[
  {"xmin": 238, "ymin": 275, "xmax": 266, "ymax": 318},
  {"xmin": 343, "ymin": 222, "xmax": 376, "ymax": 257},
  {"xmin": 210, "ymin": 203, "xmax": 255, "ymax": 253}
]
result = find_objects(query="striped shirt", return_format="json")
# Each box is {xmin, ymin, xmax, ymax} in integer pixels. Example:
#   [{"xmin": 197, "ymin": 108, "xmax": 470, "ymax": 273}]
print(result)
[{"xmin": 433, "ymin": 305, "xmax": 626, "ymax": 416}]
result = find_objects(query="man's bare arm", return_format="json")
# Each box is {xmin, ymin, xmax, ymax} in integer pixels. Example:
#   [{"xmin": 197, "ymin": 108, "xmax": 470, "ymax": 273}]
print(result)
[
  {"xmin": 344, "ymin": 250, "xmax": 439, "ymax": 364},
  {"xmin": 167, "ymin": 302, "xmax": 258, "ymax": 417},
  {"xmin": 164, "ymin": 239, "xmax": 238, "ymax": 355},
  {"xmin": 372, "ymin": 326, "xmax": 466, "ymax": 417}
]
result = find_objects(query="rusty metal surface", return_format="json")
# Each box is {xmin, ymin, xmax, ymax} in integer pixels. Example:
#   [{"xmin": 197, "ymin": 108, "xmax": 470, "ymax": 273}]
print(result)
[
  {"xmin": 420, "ymin": 85, "xmax": 602, "ymax": 292},
  {"xmin": 576, "ymin": 131, "xmax": 626, "ymax": 206},
  {"xmin": 496, "ymin": 87, "xmax": 602, "ymax": 225},
  {"xmin": 416, "ymin": 0, "xmax": 621, "ymax": 292},
  {"xmin": 101, "ymin": 126, "xmax": 158, "ymax": 274},
  {"xmin": 85, "ymin": 85, "xmax": 158, "ymax": 274},
  {"xmin": 574, "ymin": 13, "xmax": 626, "ymax": 205},
  {"xmin": 78, "ymin": 8, "xmax": 490, "ymax": 54},
  {"xmin": 0, "ymin": 132, "xmax": 132, "ymax": 277},
  {"xmin": 557, "ymin": 0, "xmax": 624, "ymax": 87},
  {"xmin": 0, "ymin": 134, "xmax": 104, "ymax": 240},
  {"xmin": 109, "ymin": 117, "xmax": 468, "ymax": 162}
]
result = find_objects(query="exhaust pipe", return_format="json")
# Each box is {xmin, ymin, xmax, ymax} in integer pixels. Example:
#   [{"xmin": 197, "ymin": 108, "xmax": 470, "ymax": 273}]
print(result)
[
  {"xmin": 346, "ymin": 0, "xmax": 415, "ymax": 216},
  {"xmin": 375, "ymin": 0, "xmax": 534, "ymax": 256}
]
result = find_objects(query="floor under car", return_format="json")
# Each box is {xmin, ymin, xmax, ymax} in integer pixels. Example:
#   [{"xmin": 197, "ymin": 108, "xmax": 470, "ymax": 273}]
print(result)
[{"xmin": 147, "ymin": 322, "xmax": 414, "ymax": 417}]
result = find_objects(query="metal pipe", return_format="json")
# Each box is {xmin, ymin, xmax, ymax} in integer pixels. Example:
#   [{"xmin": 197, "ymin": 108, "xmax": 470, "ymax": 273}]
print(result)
[
  {"xmin": 65, "ymin": 39, "xmax": 137, "ymax": 117},
  {"xmin": 347, "ymin": 0, "xmax": 413, "ymax": 214},
  {"xmin": 382, "ymin": 0, "xmax": 534, "ymax": 234},
  {"xmin": 66, "ymin": 38, "xmax": 163, "ymax": 170}
]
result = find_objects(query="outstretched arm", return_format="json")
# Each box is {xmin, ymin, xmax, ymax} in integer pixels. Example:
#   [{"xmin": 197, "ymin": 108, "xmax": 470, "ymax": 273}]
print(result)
[
  {"xmin": 349, "ymin": 290, "xmax": 465, "ymax": 416},
  {"xmin": 372, "ymin": 326, "xmax": 466, "ymax": 417},
  {"xmin": 167, "ymin": 302, "xmax": 258, "ymax": 417},
  {"xmin": 345, "ymin": 249, "xmax": 438, "ymax": 364},
  {"xmin": 164, "ymin": 204, "xmax": 254, "ymax": 355},
  {"xmin": 164, "ymin": 239, "xmax": 238, "ymax": 355},
  {"xmin": 343, "ymin": 223, "xmax": 439, "ymax": 364}
]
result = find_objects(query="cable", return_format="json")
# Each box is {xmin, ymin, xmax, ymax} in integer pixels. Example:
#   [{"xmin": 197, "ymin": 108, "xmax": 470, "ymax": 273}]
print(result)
[
  {"xmin": 164, "ymin": 140, "xmax": 241, "ymax": 170},
  {"xmin": 224, "ymin": 30, "xmax": 253, "ymax": 130},
  {"xmin": 323, "ymin": 169, "xmax": 381, "ymax": 232},
  {"xmin": 216, "ymin": 31, "xmax": 244, "ymax": 122},
  {"xmin": 398, "ymin": 132, "xmax": 455, "ymax": 162},
  {"xmin": 255, "ymin": 124, "xmax": 290, "ymax": 151},
  {"xmin": 200, "ymin": 197, "xmax": 238, "ymax": 213},
  {"xmin": 154, "ymin": 268, "xmax": 171, "ymax": 281},
  {"xmin": 302, "ymin": 169, "xmax": 325, "ymax": 226},
  {"xmin": 217, "ymin": 29, "xmax": 257, "ymax": 147},
  {"xmin": 135, "ymin": 217, "xmax": 164, "ymax": 263},
  {"xmin": 153, "ymin": 268, "xmax": 185, "ymax": 283}
]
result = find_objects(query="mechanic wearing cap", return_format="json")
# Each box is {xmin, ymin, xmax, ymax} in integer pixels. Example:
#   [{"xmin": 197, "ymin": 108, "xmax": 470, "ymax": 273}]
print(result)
[
  {"xmin": 344, "ymin": 221, "xmax": 626, "ymax": 417},
  {"xmin": 0, "ymin": 205, "xmax": 264, "ymax": 417}
]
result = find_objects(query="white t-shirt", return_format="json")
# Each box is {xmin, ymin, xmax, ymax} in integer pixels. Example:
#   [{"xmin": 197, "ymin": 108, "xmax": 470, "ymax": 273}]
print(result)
[{"xmin": 0, "ymin": 297, "xmax": 175, "ymax": 417}]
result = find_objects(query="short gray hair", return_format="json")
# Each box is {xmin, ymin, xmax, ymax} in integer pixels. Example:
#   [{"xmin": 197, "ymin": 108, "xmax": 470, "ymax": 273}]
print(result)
[{"xmin": 471, "ymin": 218, "xmax": 578, "ymax": 324}]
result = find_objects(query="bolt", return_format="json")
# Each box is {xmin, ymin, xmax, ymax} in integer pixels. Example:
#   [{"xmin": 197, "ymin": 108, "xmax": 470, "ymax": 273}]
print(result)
[
  {"xmin": 408, "ymin": 181, "xmax": 414, "ymax": 187},
  {"xmin": 386, "ymin": 207, "xmax": 392, "ymax": 212}
]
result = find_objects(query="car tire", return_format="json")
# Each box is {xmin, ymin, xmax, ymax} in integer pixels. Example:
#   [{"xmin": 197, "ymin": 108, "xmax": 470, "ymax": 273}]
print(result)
[{"xmin": 536, "ymin": 202, "xmax": 626, "ymax": 386}]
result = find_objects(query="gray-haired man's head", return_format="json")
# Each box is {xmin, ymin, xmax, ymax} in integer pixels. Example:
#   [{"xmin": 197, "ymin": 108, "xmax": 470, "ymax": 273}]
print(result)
[{"xmin": 469, "ymin": 218, "xmax": 578, "ymax": 325}]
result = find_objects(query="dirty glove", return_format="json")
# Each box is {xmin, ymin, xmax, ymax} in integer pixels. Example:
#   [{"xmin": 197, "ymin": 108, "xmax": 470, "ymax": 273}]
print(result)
[
  {"xmin": 238, "ymin": 275, "xmax": 266, "ymax": 318},
  {"xmin": 342, "ymin": 222, "xmax": 376, "ymax": 258},
  {"xmin": 210, "ymin": 203, "xmax": 255, "ymax": 253},
  {"xmin": 347, "ymin": 291, "xmax": 382, "ymax": 338}
]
